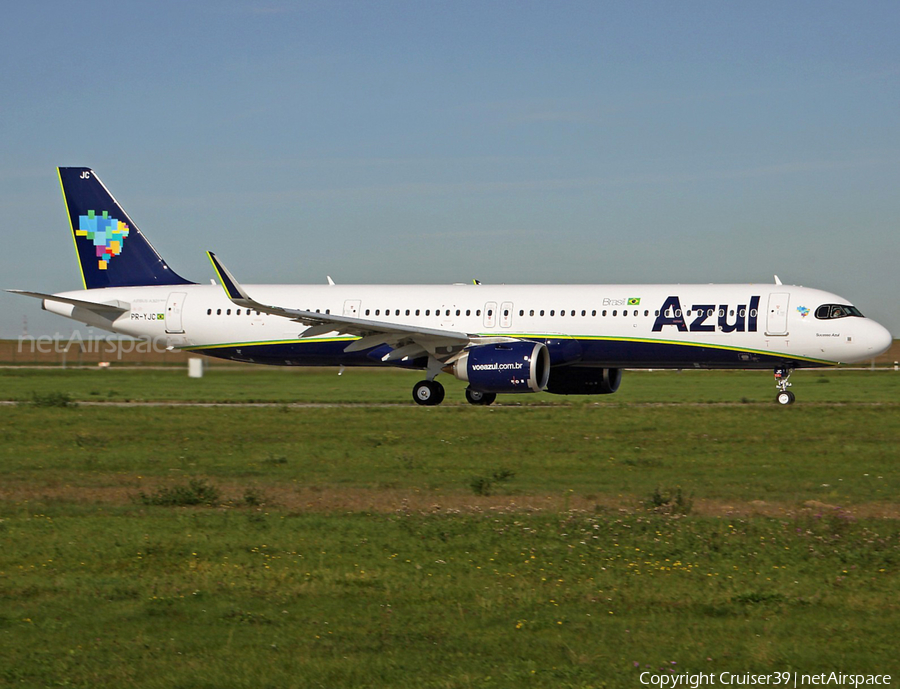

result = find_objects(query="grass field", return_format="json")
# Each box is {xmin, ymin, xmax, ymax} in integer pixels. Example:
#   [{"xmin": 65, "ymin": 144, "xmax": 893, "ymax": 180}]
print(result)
[
  {"xmin": 2, "ymin": 364, "xmax": 899, "ymax": 404},
  {"xmin": 1, "ymin": 368, "xmax": 898, "ymax": 688}
]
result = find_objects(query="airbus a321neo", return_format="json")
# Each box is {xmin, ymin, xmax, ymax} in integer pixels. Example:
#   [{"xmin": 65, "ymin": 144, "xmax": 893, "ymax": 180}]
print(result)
[{"xmin": 10, "ymin": 168, "xmax": 893, "ymax": 406}]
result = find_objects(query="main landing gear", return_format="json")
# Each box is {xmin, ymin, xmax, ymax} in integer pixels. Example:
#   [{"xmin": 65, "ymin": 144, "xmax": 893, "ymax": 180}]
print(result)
[
  {"xmin": 774, "ymin": 366, "xmax": 795, "ymax": 405},
  {"xmin": 464, "ymin": 387, "xmax": 497, "ymax": 406},
  {"xmin": 411, "ymin": 380, "xmax": 497, "ymax": 406},
  {"xmin": 412, "ymin": 380, "xmax": 445, "ymax": 406}
]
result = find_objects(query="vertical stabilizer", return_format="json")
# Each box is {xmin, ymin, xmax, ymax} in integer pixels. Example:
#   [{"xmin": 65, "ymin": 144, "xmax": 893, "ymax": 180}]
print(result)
[{"xmin": 58, "ymin": 167, "xmax": 192, "ymax": 289}]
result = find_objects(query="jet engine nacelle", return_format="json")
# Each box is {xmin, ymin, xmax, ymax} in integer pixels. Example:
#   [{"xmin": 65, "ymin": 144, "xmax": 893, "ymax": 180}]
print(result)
[
  {"xmin": 446, "ymin": 342, "xmax": 550, "ymax": 393},
  {"xmin": 546, "ymin": 366, "xmax": 622, "ymax": 395}
]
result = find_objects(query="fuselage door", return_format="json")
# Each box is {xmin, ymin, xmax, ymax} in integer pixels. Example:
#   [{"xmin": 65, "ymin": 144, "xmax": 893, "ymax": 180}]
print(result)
[
  {"xmin": 766, "ymin": 292, "xmax": 789, "ymax": 336},
  {"xmin": 165, "ymin": 292, "xmax": 187, "ymax": 334},
  {"xmin": 483, "ymin": 302, "xmax": 497, "ymax": 329},
  {"xmin": 343, "ymin": 299, "xmax": 361, "ymax": 317},
  {"xmin": 500, "ymin": 301, "xmax": 514, "ymax": 328}
]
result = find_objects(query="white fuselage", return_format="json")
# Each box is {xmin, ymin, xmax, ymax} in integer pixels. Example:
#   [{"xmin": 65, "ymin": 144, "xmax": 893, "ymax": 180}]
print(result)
[{"xmin": 43, "ymin": 282, "xmax": 893, "ymax": 369}]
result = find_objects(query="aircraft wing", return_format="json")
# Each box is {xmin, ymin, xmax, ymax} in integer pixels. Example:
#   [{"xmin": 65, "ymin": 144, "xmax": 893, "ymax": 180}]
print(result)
[
  {"xmin": 207, "ymin": 252, "xmax": 471, "ymax": 362},
  {"xmin": 6, "ymin": 289, "xmax": 130, "ymax": 314}
]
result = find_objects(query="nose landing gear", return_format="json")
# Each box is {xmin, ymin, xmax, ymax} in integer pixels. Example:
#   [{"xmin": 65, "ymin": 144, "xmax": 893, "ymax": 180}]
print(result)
[{"xmin": 774, "ymin": 367, "xmax": 795, "ymax": 405}]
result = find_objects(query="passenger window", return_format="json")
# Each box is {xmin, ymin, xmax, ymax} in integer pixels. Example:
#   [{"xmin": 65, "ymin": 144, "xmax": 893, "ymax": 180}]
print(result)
[
  {"xmin": 207, "ymin": 309, "xmax": 212, "ymax": 315},
  {"xmin": 226, "ymin": 309, "xmax": 231, "ymax": 315},
  {"xmin": 530, "ymin": 310, "xmax": 534, "ymax": 316},
  {"xmin": 539, "ymin": 310, "xmax": 544, "ymax": 316},
  {"xmin": 425, "ymin": 309, "xmax": 430, "ymax": 316},
  {"xmin": 581, "ymin": 310, "xmax": 586, "ymax": 316},
  {"xmin": 365, "ymin": 309, "xmax": 370, "ymax": 315},
  {"xmin": 216, "ymin": 309, "xmax": 221, "ymax": 315},
  {"xmin": 550, "ymin": 310, "xmax": 555, "ymax": 316},
  {"xmin": 592, "ymin": 310, "xmax": 596, "ymax": 316}
]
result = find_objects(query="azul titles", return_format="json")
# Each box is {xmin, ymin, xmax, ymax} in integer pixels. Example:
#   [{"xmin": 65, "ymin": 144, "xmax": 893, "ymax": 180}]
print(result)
[{"xmin": 652, "ymin": 296, "xmax": 761, "ymax": 333}]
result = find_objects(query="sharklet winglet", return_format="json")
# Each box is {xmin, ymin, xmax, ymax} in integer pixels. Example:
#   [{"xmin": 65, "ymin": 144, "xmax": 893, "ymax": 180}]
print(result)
[{"xmin": 207, "ymin": 252, "xmax": 253, "ymax": 304}]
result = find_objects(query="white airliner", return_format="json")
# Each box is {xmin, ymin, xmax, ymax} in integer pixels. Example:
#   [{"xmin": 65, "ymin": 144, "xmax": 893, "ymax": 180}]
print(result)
[{"xmin": 10, "ymin": 168, "xmax": 893, "ymax": 406}]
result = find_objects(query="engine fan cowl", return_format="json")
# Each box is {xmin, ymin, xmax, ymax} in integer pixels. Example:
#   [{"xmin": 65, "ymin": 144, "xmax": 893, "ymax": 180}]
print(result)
[{"xmin": 446, "ymin": 342, "xmax": 550, "ymax": 393}]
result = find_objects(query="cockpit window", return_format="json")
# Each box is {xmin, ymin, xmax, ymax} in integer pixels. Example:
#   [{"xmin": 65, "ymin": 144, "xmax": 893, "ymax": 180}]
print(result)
[{"xmin": 815, "ymin": 304, "xmax": 864, "ymax": 320}]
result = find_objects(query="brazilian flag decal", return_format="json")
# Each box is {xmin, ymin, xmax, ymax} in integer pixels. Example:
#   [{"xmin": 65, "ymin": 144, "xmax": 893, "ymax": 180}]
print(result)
[{"xmin": 628, "ymin": 297, "xmax": 641, "ymax": 306}]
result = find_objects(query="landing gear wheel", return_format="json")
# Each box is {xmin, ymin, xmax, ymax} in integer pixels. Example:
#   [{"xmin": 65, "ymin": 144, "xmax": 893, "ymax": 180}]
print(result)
[
  {"xmin": 773, "ymin": 366, "xmax": 795, "ymax": 406},
  {"xmin": 413, "ymin": 380, "xmax": 445, "ymax": 406},
  {"xmin": 776, "ymin": 390, "xmax": 796, "ymax": 406},
  {"xmin": 465, "ymin": 388, "xmax": 497, "ymax": 406}
]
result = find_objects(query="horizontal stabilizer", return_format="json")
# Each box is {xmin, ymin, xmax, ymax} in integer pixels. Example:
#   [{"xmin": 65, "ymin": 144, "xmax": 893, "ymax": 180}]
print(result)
[{"xmin": 7, "ymin": 289, "xmax": 130, "ymax": 314}]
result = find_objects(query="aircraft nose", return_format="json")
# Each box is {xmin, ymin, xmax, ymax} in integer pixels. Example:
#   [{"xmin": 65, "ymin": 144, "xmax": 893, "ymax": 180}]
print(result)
[{"xmin": 869, "ymin": 321, "xmax": 893, "ymax": 358}]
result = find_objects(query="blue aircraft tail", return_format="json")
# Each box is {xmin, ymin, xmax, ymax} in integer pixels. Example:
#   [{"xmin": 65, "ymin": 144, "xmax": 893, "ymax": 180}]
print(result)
[{"xmin": 58, "ymin": 167, "xmax": 193, "ymax": 290}]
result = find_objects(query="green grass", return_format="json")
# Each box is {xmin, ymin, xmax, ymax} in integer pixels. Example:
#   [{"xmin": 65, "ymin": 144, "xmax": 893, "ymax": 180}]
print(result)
[
  {"xmin": 1, "ymin": 365, "xmax": 899, "ymax": 404},
  {"xmin": 1, "ymin": 403, "xmax": 897, "ymax": 506},
  {"xmin": 1, "ymin": 368, "xmax": 898, "ymax": 687},
  {"xmin": 2, "ymin": 510, "xmax": 898, "ymax": 687}
]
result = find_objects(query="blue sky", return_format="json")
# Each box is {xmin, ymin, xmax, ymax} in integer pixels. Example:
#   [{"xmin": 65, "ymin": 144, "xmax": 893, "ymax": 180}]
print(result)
[{"xmin": 2, "ymin": 0, "xmax": 898, "ymax": 336}]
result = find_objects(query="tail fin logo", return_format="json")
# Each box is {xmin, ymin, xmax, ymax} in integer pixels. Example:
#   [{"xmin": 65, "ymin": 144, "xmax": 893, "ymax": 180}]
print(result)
[{"xmin": 75, "ymin": 210, "xmax": 130, "ymax": 271}]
